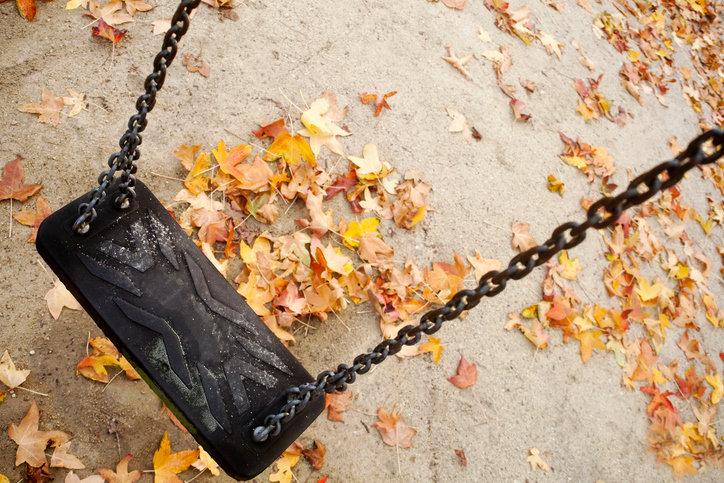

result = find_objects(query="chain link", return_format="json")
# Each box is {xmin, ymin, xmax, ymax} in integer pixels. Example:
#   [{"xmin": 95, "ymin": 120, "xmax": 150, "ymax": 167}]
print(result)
[
  {"xmin": 72, "ymin": 0, "xmax": 202, "ymax": 234},
  {"xmin": 252, "ymin": 128, "xmax": 724, "ymax": 443}
]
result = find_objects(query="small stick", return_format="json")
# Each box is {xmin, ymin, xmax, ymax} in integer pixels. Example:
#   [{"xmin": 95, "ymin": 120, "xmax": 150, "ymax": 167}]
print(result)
[
  {"xmin": 36, "ymin": 259, "xmax": 56, "ymax": 284},
  {"xmin": 277, "ymin": 87, "xmax": 304, "ymax": 113},
  {"xmin": 16, "ymin": 386, "xmax": 49, "ymax": 397},
  {"xmin": 9, "ymin": 198, "xmax": 13, "ymax": 238},
  {"xmin": 482, "ymin": 219, "xmax": 513, "ymax": 233},
  {"xmin": 102, "ymin": 370, "xmax": 123, "ymax": 393},
  {"xmin": 395, "ymin": 426, "xmax": 402, "ymax": 479},
  {"xmin": 470, "ymin": 388, "xmax": 488, "ymax": 423},
  {"xmin": 151, "ymin": 172, "xmax": 185, "ymax": 182}
]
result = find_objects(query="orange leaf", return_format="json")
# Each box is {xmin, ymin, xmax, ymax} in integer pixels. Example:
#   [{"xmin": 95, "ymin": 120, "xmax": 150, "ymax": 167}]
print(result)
[
  {"xmin": 511, "ymin": 222, "xmax": 537, "ymax": 252},
  {"xmin": 8, "ymin": 400, "xmax": 72, "ymax": 467},
  {"xmin": 359, "ymin": 90, "xmax": 397, "ymax": 117},
  {"xmin": 371, "ymin": 406, "xmax": 417, "ymax": 448},
  {"xmin": 152, "ymin": 432, "xmax": 199, "ymax": 483},
  {"xmin": 326, "ymin": 390, "xmax": 353, "ymax": 422},
  {"xmin": 13, "ymin": 195, "xmax": 52, "ymax": 242},
  {"xmin": 263, "ymin": 132, "xmax": 315, "ymax": 166},
  {"xmin": 92, "ymin": 18, "xmax": 127, "ymax": 43},
  {"xmin": 0, "ymin": 156, "xmax": 42, "ymax": 202},
  {"xmin": 301, "ymin": 440, "xmax": 326, "ymax": 470},
  {"xmin": 16, "ymin": 0, "xmax": 36, "ymax": 19},
  {"xmin": 447, "ymin": 355, "xmax": 477, "ymax": 389},
  {"xmin": 98, "ymin": 455, "xmax": 143, "ymax": 483}
]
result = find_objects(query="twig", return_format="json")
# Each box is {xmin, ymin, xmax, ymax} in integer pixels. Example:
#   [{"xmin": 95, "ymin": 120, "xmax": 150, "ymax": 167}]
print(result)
[
  {"xmin": 151, "ymin": 172, "xmax": 185, "ymax": 182},
  {"xmin": 9, "ymin": 198, "xmax": 13, "ymax": 238},
  {"xmin": 16, "ymin": 386, "xmax": 49, "ymax": 397},
  {"xmin": 277, "ymin": 87, "xmax": 304, "ymax": 113},
  {"xmin": 224, "ymin": 128, "xmax": 245, "ymax": 141},
  {"xmin": 330, "ymin": 308, "xmax": 351, "ymax": 331},
  {"xmin": 102, "ymin": 370, "xmax": 123, "ymax": 393},
  {"xmin": 185, "ymin": 470, "xmax": 205, "ymax": 483},
  {"xmin": 36, "ymin": 259, "xmax": 55, "ymax": 284},
  {"xmin": 482, "ymin": 220, "xmax": 513, "ymax": 233},
  {"xmin": 395, "ymin": 426, "xmax": 402, "ymax": 479},
  {"xmin": 470, "ymin": 388, "xmax": 488, "ymax": 423}
]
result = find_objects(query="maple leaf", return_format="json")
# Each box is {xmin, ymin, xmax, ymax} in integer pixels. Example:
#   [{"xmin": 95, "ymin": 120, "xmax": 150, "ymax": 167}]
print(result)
[
  {"xmin": 510, "ymin": 98, "xmax": 531, "ymax": 122},
  {"xmin": 0, "ymin": 156, "xmax": 42, "ymax": 206},
  {"xmin": 326, "ymin": 390, "xmax": 353, "ymax": 422},
  {"xmin": 45, "ymin": 279, "xmax": 84, "ymax": 320},
  {"xmin": 50, "ymin": 441, "xmax": 85, "ymax": 469},
  {"xmin": 667, "ymin": 456, "xmax": 697, "ymax": 477},
  {"xmin": 441, "ymin": 0, "xmax": 466, "ymax": 9},
  {"xmin": 372, "ymin": 406, "xmax": 417, "ymax": 448},
  {"xmin": 419, "ymin": 336, "xmax": 444, "ymax": 363},
  {"xmin": 537, "ymin": 32, "xmax": 563, "ymax": 59},
  {"xmin": 0, "ymin": 351, "xmax": 30, "ymax": 389},
  {"xmin": 348, "ymin": 144, "xmax": 384, "ymax": 176},
  {"xmin": 466, "ymin": 250, "xmax": 501, "ymax": 282},
  {"xmin": 342, "ymin": 218, "xmax": 379, "ymax": 249},
  {"xmin": 359, "ymin": 90, "xmax": 397, "ymax": 117},
  {"xmin": 153, "ymin": 432, "xmax": 199, "ymax": 483},
  {"xmin": 8, "ymin": 400, "xmax": 72, "ymax": 467},
  {"xmin": 526, "ymin": 448, "xmax": 551, "ymax": 471},
  {"xmin": 263, "ymin": 132, "xmax": 315, "ymax": 166},
  {"xmin": 358, "ymin": 233, "xmax": 394, "ymax": 265},
  {"xmin": 547, "ymin": 175, "xmax": 565, "ymax": 196},
  {"xmin": 19, "ymin": 89, "xmax": 64, "ymax": 127},
  {"xmin": 511, "ymin": 222, "xmax": 537, "ymax": 252},
  {"xmin": 574, "ymin": 330, "xmax": 605, "ymax": 363},
  {"xmin": 301, "ymin": 440, "xmax": 326, "ymax": 470},
  {"xmin": 252, "ymin": 119, "xmax": 287, "ymax": 140},
  {"xmin": 65, "ymin": 471, "xmax": 104, "ymax": 483},
  {"xmin": 88, "ymin": 0, "xmax": 133, "ymax": 26},
  {"xmin": 182, "ymin": 53, "xmax": 210, "ymax": 77},
  {"xmin": 269, "ymin": 444, "xmax": 301, "ymax": 483},
  {"xmin": 92, "ymin": 18, "xmax": 127, "ymax": 43},
  {"xmin": 559, "ymin": 251, "xmax": 582, "ymax": 280},
  {"xmin": 151, "ymin": 18, "xmax": 171, "ymax": 35},
  {"xmin": 191, "ymin": 447, "xmax": 219, "ymax": 476},
  {"xmin": 124, "ymin": 0, "xmax": 153, "ymax": 15},
  {"xmin": 635, "ymin": 277, "xmax": 663, "ymax": 302},
  {"xmin": 442, "ymin": 46, "xmax": 474, "ymax": 78},
  {"xmin": 519, "ymin": 79, "xmax": 536, "ymax": 93},
  {"xmin": 98, "ymin": 455, "xmax": 143, "ymax": 483},
  {"xmin": 63, "ymin": 90, "xmax": 87, "ymax": 117},
  {"xmin": 706, "ymin": 374, "xmax": 723, "ymax": 404},
  {"xmin": 9, "ymin": 0, "xmax": 37, "ymax": 19},
  {"xmin": 447, "ymin": 355, "xmax": 478, "ymax": 389}
]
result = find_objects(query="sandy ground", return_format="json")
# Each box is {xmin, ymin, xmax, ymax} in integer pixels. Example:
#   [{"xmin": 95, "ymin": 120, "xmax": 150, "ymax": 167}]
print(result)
[{"xmin": 1, "ymin": 0, "xmax": 724, "ymax": 481}]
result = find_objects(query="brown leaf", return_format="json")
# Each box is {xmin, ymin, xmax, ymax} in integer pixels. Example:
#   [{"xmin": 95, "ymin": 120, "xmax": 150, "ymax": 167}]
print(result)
[
  {"xmin": 24, "ymin": 464, "xmax": 53, "ymax": 483},
  {"xmin": 19, "ymin": 90, "xmax": 64, "ymax": 127},
  {"xmin": 0, "ymin": 156, "xmax": 42, "ymax": 203},
  {"xmin": 160, "ymin": 403, "xmax": 189, "ymax": 434},
  {"xmin": 8, "ymin": 400, "xmax": 72, "ymax": 467},
  {"xmin": 511, "ymin": 221, "xmax": 537, "ymax": 252},
  {"xmin": 447, "ymin": 355, "xmax": 478, "ymax": 389},
  {"xmin": 510, "ymin": 99, "xmax": 531, "ymax": 122},
  {"xmin": 50, "ymin": 441, "xmax": 84, "ymax": 469},
  {"xmin": 182, "ymin": 53, "xmax": 210, "ymax": 77},
  {"xmin": 455, "ymin": 449, "xmax": 467, "ymax": 467},
  {"xmin": 519, "ymin": 79, "xmax": 536, "ymax": 93},
  {"xmin": 14, "ymin": 196, "xmax": 52, "ymax": 242},
  {"xmin": 302, "ymin": 440, "xmax": 326, "ymax": 470},
  {"xmin": 371, "ymin": 406, "xmax": 417, "ymax": 448},
  {"xmin": 326, "ymin": 390, "xmax": 353, "ymax": 422},
  {"xmin": 45, "ymin": 279, "xmax": 84, "ymax": 320}
]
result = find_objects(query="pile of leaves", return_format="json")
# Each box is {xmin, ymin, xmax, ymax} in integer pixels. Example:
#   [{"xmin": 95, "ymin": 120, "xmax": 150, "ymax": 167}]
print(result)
[{"xmin": 508, "ymin": 135, "xmax": 724, "ymax": 477}]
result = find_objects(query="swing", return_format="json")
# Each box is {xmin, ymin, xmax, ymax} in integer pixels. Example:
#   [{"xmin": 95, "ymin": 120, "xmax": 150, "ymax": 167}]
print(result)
[{"xmin": 35, "ymin": 0, "xmax": 724, "ymax": 479}]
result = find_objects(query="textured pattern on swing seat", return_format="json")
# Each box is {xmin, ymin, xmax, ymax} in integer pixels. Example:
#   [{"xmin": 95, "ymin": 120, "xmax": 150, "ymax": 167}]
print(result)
[{"xmin": 37, "ymin": 179, "xmax": 325, "ymax": 480}]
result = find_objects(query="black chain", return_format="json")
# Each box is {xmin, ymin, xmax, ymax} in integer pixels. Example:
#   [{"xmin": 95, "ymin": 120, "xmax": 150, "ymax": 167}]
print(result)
[
  {"xmin": 72, "ymin": 0, "xmax": 202, "ymax": 234},
  {"xmin": 251, "ymin": 128, "xmax": 724, "ymax": 443}
]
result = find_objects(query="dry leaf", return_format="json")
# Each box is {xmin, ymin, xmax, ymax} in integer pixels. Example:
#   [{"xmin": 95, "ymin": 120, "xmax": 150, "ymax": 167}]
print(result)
[
  {"xmin": 446, "ymin": 108, "xmax": 471, "ymax": 142},
  {"xmin": 8, "ymin": 400, "xmax": 72, "ymax": 467},
  {"xmin": 152, "ymin": 432, "xmax": 199, "ymax": 483},
  {"xmin": 511, "ymin": 222, "xmax": 537, "ymax": 252},
  {"xmin": 98, "ymin": 455, "xmax": 143, "ymax": 483},
  {"xmin": 45, "ymin": 279, "xmax": 84, "ymax": 320},
  {"xmin": 447, "ymin": 355, "xmax": 477, "ymax": 389},
  {"xmin": 526, "ymin": 448, "xmax": 551, "ymax": 471},
  {"xmin": 0, "ymin": 351, "xmax": 30, "ymax": 389},
  {"xmin": 442, "ymin": 46, "xmax": 474, "ymax": 78},
  {"xmin": 191, "ymin": 447, "xmax": 219, "ymax": 476},
  {"xmin": 372, "ymin": 406, "xmax": 417, "ymax": 448},
  {"xmin": 18, "ymin": 89, "xmax": 64, "ymax": 127}
]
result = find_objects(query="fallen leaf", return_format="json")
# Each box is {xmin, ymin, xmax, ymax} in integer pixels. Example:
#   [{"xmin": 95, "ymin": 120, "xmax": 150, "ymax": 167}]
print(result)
[
  {"xmin": 45, "ymin": 279, "xmax": 84, "ymax": 320},
  {"xmin": 160, "ymin": 404, "xmax": 188, "ymax": 434},
  {"xmin": 63, "ymin": 90, "xmax": 87, "ymax": 117},
  {"xmin": 8, "ymin": 400, "xmax": 72, "ymax": 467},
  {"xmin": 467, "ymin": 250, "xmax": 501, "ymax": 282},
  {"xmin": 326, "ymin": 390, "xmax": 353, "ymax": 422},
  {"xmin": 50, "ymin": 441, "xmax": 84, "ymax": 469},
  {"xmin": 302, "ymin": 440, "xmax": 326, "ymax": 470},
  {"xmin": 526, "ymin": 448, "xmax": 551, "ymax": 471},
  {"xmin": 372, "ymin": 406, "xmax": 417, "ymax": 448},
  {"xmin": 92, "ymin": 18, "xmax": 127, "ymax": 43},
  {"xmin": 191, "ymin": 447, "xmax": 219, "ymax": 476},
  {"xmin": 511, "ymin": 222, "xmax": 537, "ymax": 252},
  {"xmin": 706, "ymin": 374, "xmax": 723, "ymax": 405},
  {"xmin": 359, "ymin": 90, "xmax": 397, "ymax": 117},
  {"xmin": 578, "ymin": 55, "xmax": 596, "ymax": 71},
  {"xmin": 98, "ymin": 455, "xmax": 143, "ymax": 483},
  {"xmin": 65, "ymin": 471, "xmax": 103, "ymax": 483},
  {"xmin": 519, "ymin": 79, "xmax": 536, "ymax": 93},
  {"xmin": 18, "ymin": 90, "xmax": 64, "ymax": 127},
  {"xmin": 269, "ymin": 447, "xmax": 300, "ymax": 483},
  {"xmin": 182, "ymin": 53, "xmax": 210, "ymax": 77},
  {"xmin": 538, "ymin": 32, "xmax": 563, "ymax": 59},
  {"xmin": 263, "ymin": 132, "xmax": 315, "ymax": 166},
  {"xmin": 348, "ymin": 144, "xmax": 383, "ymax": 176},
  {"xmin": 478, "ymin": 28, "xmax": 491, "ymax": 42},
  {"xmin": 252, "ymin": 119, "xmax": 287, "ymax": 140},
  {"xmin": 13, "ymin": 0, "xmax": 37, "ymax": 19},
  {"xmin": 419, "ymin": 336, "xmax": 444, "ymax": 363},
  {"xmin": 447, "ymin": 355, "xmax": 477, "ymax": 389},
  {"xmin": 88, "ymin": 0, "xmax": 133, "ymax": 26},
  {"xmin": 442, "ymin": 46, "xmax": 475, "ymax": 78},
  {"xmin": 0, "ymin": 351, "xmax": 30, "ymax": 389},
  {"xmin": 151, "ymin": 19, "xmax": 171, "ymax": 35},
  {"xmin": 510, "ymin": 98, "xmax": 531, "ymax": 122},
  {"xmin": 152, "ymin": 432, "xmax": 199, "ymax": 483},
  {"xmin": 455, "ymin": 449, "xmax": 467, "ymax": 467},
  {"xmin": 547, "ymin": 175, "xmax": 566, "ymax": 196},
  {"xmin": 124, "ymin": 0, "xmax": 153, "ymax": 15},
  {"xmin": 574, "ymin": 330, "xmax": 605, "ymax": 363},
  {"xmin": 446, "ymin": 107, "xmax": 471, "ymax": 142},
  {"xmin": 441, "ymin": 0, "xmax": 466, "ymax": 9},
  {"xmin": 24, "ymin": 465, "xmax": 53, "ymax": 483}
]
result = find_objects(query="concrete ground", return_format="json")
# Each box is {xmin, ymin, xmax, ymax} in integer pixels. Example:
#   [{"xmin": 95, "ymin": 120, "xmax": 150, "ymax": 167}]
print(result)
[{"xmin": 1, "ymin": 0, "xmax": 723, "ymax": 481}]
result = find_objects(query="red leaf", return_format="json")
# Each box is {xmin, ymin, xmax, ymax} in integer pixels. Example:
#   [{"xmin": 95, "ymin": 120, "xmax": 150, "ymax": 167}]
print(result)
[
  {"xmin": 447, "ymin": 355, "xmax": 477, "ymax": 389},
  {"xmin": 252, "ymin": 119, "xmax": 287, "ymax": 140},
  {"xmin": 92, "ymin": 18, "xmax": 127, "ymax": 43},
  {"xmin": 0, "ymin": 156, "xmax": 42, "ymax": 203}
]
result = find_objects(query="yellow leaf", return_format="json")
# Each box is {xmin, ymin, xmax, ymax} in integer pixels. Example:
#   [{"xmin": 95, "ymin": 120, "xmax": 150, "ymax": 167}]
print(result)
[
  {"xmin": 409, "ymin": 205, "xmax": 427, "ymax": 227},
  {"xmin": 342, "ymin": 218, "xmax": 380, "ymax": 249},
  {"xmin": 652, "ymin": 365, "xmax": 667, "ymax": 384},
  {"xmin": 269, "ymin": 451, "xmax": 300, "ymax": 483},
  {"xmin": 667, "ymin": 456, "xmax": 697, "ymax": 477},
  {"xmin": 263, "ymin": 133, "xmax": 315, "ymax": 166},
  {"xmin": 419, "ymin": 337, "xmax": 444, "ymax": 364},
  {"xmin": 559, "ymin": 250, "xmax": 582, "ymax": 280},
  {"xmin": 560, "ymin": 154, "xmax": 588, "ymax": 169},
  {"xmin": 706, "ymin": 374, "xmax": 723, "ymax": 405},
  {"xmin": 547, "ymin": 175, "xmax": 566, "ymax": 196},
  {"xmin": 574, "ymin": 330, "xmax": 605, "ymax": 363},
  {"xmin": 348, "ymin": 144, "xmax": 383, "ymax": 177},
  {"xmin": 153, "ymin": 432, "xmax": 199, "ymax": 483},
  {"xmin": 300, "ymin": 98, "xmax": 332, "ymax": 135},
  {"xmin": 635, "ymin": 278, "xmax": 663, "ymax": 302}
]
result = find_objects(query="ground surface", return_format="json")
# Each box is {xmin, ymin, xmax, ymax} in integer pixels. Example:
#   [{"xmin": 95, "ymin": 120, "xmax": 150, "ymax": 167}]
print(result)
[{"xmin": 1, "ymin": 0, "xmax": 723, "ymax": 482}]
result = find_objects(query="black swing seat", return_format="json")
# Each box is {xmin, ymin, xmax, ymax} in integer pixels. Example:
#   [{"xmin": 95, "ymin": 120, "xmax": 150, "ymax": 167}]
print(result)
[{"xmin": 36, "ymin": 179, "xmax": 325, "ymax": 480}]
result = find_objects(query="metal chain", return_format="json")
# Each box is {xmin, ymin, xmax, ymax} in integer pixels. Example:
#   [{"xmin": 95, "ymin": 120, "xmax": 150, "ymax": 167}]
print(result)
[
  {"xmin": 252, "ymin": 128, "xmax": 724, "ymax": 443},
  {"xmin": 72, "ymin": 0, "xmax": 202, "ymax": 234}
]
